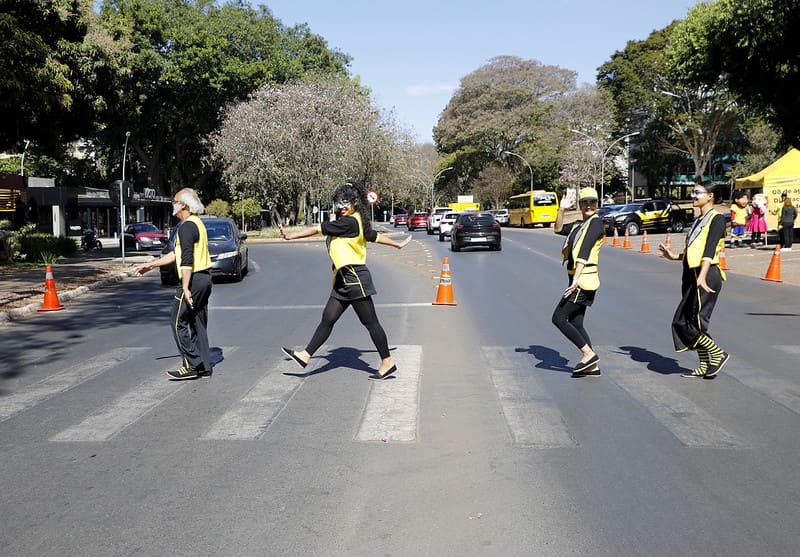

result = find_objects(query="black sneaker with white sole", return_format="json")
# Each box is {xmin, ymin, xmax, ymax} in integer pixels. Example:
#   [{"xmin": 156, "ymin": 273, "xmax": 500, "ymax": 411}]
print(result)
[
  {"xmin": 704, "ymin": 352, "xmax": 729, "ymax": 379},
  {"xmin": 167, "ymin": 365, "xmax": 200, "ymax": 380}
]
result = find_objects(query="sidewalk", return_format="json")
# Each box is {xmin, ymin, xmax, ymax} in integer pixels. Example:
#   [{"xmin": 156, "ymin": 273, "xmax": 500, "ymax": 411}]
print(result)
[{"xmin": 1, "ymin": 228, "xmax": 798, "ymax": 323}]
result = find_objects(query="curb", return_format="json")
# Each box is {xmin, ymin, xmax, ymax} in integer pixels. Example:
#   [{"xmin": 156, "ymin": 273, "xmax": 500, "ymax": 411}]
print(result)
[{"xmin": 0, "ymin": 269, "xmax": 136, "ymax": 324}]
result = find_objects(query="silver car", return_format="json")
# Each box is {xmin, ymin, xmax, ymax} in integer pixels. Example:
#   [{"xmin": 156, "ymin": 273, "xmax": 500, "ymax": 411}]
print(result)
[
  {"xmin": 438, "ymin": 212, "xmax": 461, "ymax": 241},
  {"xmin": 489, "ymin": 209, "xmax": 509, "ymax": 225}
]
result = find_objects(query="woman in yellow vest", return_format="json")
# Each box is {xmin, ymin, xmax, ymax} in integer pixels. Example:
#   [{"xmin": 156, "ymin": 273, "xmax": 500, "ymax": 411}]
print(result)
[
  {"xmin": 658, "ymin": 181, "xmax": 729, "ymax": 379},
  {"xmin": 552, "ymin": 187, "xmax": 605, "ymax": 378},
  {"xmin": 278, "ymin": 182, "xmax": 411, "ymax": 379}
]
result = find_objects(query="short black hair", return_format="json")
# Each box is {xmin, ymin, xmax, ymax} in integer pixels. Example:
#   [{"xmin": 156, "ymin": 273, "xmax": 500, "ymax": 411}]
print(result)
[{"xmin": 701, "ymin": 181, "xmax": 722, "ymax": 203}]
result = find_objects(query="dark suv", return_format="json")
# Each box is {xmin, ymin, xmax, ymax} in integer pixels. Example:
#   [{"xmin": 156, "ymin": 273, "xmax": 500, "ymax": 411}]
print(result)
[
  {"xmin": 451, "ymin": 212, "xmax": 501, "ymax": 251},
  {"xmin": 159, "ymin": 216, "xmax": 249, "ymax": 285}
]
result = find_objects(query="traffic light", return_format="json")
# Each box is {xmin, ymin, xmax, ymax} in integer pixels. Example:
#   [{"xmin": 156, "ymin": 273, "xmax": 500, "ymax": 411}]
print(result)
[{"xmin": 108, "ymin": 180, "xmax": 133, "ymax": 204}]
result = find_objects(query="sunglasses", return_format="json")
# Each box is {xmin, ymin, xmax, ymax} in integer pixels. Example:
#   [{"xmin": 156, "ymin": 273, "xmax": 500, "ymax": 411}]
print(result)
[
  {"xmin": 579, "ymin": 199, "xmax": 598, "ymax": 206},
  {"xmin": 335, "ymin": 201, "xmax": 353, "ymax": 210},
  {"xmin": 691, "ymin": 188, "xmax": 707, "ymax": 197}
]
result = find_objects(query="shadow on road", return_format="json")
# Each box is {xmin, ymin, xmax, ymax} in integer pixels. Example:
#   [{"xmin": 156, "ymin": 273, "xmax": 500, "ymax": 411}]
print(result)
[{"xmin": 618, "ymin": 345, "xmax": 688, "ymax": 375}]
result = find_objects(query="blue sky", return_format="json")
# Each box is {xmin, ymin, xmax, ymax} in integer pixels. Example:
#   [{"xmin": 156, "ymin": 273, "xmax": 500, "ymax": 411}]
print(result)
[{"xmin": 265, "ymin": 0, "xmax": 699, "ymax": 144}]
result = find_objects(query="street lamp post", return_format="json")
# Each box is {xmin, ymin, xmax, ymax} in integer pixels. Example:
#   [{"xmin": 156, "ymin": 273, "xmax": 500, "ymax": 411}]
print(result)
[
  {"xmin": 502, "ymin": 151, "xmax": 533, "ymax": 192},
  {"xmin": 601, "ymin": 132, "xmax": 640, "ymax": 205},
  {"xmin": 20, "ymin": 140, "xmax": 30, "ymax": 176},
  {"xmin": 121, "ymin": 131, "xmax": 130, "ymax": 264},
  {"xmin": 431, "ymin": 167, "xmax": 453, "ymax": 210}
]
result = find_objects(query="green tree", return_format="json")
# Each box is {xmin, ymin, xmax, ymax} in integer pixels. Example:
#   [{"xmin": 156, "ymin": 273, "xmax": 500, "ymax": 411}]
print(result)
[
  {"xmin": 667, "ymin": 0, "xmax": 800, "ymax": 148},
  {"xmin": 205, "ymin": 199, "xmax": 231, "ymax": 218}
]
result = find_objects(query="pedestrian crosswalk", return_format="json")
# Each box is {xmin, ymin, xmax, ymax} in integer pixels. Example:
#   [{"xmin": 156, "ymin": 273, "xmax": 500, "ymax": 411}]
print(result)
[{"xmin": 1, "ymin": 344, "xmax": 799, "ymax": 447}]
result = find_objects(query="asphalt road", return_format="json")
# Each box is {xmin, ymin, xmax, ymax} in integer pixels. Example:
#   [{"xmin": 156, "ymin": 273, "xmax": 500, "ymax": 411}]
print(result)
[{"xmin": 1, "ymin": 227, "xmax": 799, "ymax": 556}]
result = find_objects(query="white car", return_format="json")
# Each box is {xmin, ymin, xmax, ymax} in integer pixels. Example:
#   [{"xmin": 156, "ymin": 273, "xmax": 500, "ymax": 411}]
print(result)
[
  {"xmin": 438, "ymin": 212, "xmax": 461, "ymax": 241},
  {"xmin": 489, "ymin": 209, "xmax": 509, "ymax": 225},
  {"xmin": 427, "ymin": 207, "xmax": 451, "ymax": 235}
]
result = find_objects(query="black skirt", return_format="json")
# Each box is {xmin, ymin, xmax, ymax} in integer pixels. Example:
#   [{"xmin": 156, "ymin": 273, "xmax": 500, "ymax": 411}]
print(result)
[{"xmin": 331, "ymin": 264, "xmax": 377, "ymax": 301}]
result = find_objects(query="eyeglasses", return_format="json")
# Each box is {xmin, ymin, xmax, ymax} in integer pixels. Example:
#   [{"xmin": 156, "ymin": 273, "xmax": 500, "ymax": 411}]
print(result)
[
  {"xmin": 335, "ymin": 201, "xmax": 352, "ymax": 210},
  {"xmin": 691, "ymin": 189, "xmax": 707, "ymax": 197},
  {"xmin": 579, "ymin": 199, "xmax": 598, "ymax": 206}
]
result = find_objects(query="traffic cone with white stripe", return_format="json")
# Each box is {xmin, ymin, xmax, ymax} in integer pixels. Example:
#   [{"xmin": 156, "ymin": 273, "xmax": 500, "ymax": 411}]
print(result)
[
  {"xmin": 623, "ymin": 229, "xmax": 632, "ymax": 249},
  {"xmin": 718, "ymin": 247, "xmax": 731, "ymax": 270},
  {"xmin": 38, "ymin": 265, "xmax": 65, "ymax": 312},
  {"xmin": 432, "ymin": 257, "xmax": 458, "ymax": 305},
  {"xmin": 761, "ymin": 246, "xmax": 783, "ymax": 282},
  {"xmin": 640, "ymin": 230, "xmax": 651, "ymax": 253},
  {"xmin": 612, "ymin": 227, "xmax": 621, "ymax": 247},
  {"xmin": 660, "ymin": 232, "xmax": 672, "ymax": 258}
]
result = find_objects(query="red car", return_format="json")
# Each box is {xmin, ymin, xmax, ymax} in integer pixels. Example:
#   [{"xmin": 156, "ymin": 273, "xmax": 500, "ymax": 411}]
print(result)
[
  {"xmin": 409, "ymin": 211, "xmax": 429, "ymax": 231},
  {"xmin": 393, "ymin": 213, "xmax": 409, "ymax": 227},
  {"xmin": 120, "ymin": 222, "xmax": 168, "ymax": 251}
]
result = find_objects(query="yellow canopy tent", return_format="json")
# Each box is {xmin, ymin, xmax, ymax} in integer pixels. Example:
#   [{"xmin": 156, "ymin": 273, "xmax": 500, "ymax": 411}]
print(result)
[{"xmin": 735, "ymin": 148, "xmax": 800, "ymax": 230}]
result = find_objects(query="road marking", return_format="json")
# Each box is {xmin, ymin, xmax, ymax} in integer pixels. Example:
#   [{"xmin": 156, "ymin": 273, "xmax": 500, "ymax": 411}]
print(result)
[
  {"xmin": 715, "ymin": 347, "xmax": 800, "ymax": 416},
  {"xmin": 0, "ymin": 348, "xmax": 149, "ymax": 424},
  {"xmin": 50, "ymin": 347, "xmax": 239, "ymax": 442},
  {"xmin": 211, "ymin": 303, "xmax": 432, "ymax": 310},
  {"xmin": 483, "ymin": 346, "xmax": 577, "ymax": 448},
  {"xmin": 200, "ymin": 347, "xmax": 324, "ymax": 440},
  {"xmin": 599, "ymin": 347, "xmax": 748, "ymax": 448},
  {"xmin": 355, "ymin": 345, "xmax": 422, "ymax": 442}
]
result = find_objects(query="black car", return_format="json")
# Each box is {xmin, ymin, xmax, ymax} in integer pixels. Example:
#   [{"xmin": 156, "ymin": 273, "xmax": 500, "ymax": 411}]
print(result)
[
  {"xmin": 160, "ymin": 216, "xmax": 249, "ymax": 285},
  {"xmin": 450, "ymin": 212, "xmax": 501, "ymax": 251}
]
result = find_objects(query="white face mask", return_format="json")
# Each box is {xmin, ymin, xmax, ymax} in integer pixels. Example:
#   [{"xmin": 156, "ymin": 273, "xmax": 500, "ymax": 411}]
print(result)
[{"xmin": 172, "ymin": 202, "xmax": 183, "ymax": 216}]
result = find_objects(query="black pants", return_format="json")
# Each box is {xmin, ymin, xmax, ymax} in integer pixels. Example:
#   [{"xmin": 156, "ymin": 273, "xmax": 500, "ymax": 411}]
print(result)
[
  {"xmin": 552, "ymin": 296, "xmax": 591, "ymax": 350},
  {"xmin": 306, "ymin": 296, "xmax": 390, "ymax": 359},
  {"xmin": 171, "ymin": 271, "xmax": 212, "ymax": 371},
  {"xmin": 780, "ymin": 226, "xmax": 794, "ymax": 248},
  {"xmin": 671, "ymin": 264, "xmax": 722, "ymax": 351}
]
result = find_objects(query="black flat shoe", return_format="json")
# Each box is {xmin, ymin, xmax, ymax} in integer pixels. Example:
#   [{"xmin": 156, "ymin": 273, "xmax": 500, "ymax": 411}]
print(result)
[
  {"xmin": 370, "ymin": 365, "xmax": 397, "ymax": 380},
  {"xmin": 572, "ymin": 364, "xmax": 602, "ymax": 378},
  {"xmin": 573, "ymin": 354, "xmax": 599, "ymax": 372},
  {"xmin": 281, "ymin": 347, "xmax": 307, "ymax": 369}
]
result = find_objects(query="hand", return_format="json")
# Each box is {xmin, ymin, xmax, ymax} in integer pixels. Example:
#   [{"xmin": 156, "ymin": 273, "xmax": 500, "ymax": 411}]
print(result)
[
  {"xmin": 135, "ymin": 264, "xmax": 151, "ymax": 275},
  {"xmin": 562, "ymin": 189, "xmax": 577, "ymax": 209},
  {"xmin": 563, "ymin": 282, "xmax": 578, "ymax": 298},
  {"xmin": 697, "ymin": 277, "xmax": 715, "ymax": 294},
  {"xmin": 183, "ymin": 287, "xmax": 194, "ymax": 309},
  {"xmin": 397, "ymin": 235, "xmax": 412, "ymax": 249},
  {"xmin": 658, "ymin": 243, "xmax": 676, "ymax": 260}
]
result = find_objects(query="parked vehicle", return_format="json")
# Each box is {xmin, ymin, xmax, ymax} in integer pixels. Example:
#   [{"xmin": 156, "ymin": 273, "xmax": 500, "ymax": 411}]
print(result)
[
  {"xmin": 120, "ymin": 222, "xmax": 168, "ymax": 251},
  {"xmin": 393, "ymin": 213, "xmax": 409, "ymax": 228},
  {"xmin": 489, "ymin": 209, "xmax": 509, "ymax": 225},
  {"xmin": 159, "ymin": 216, "xmax": 248, "ymax": 285},
  {"xmin": 409, "ymin": 211, "xmax": 429, "ymax": 231},
  {"xmin": 451, "ymin": 212, "xmax": 501, "ymax": 251},
  {"xmin": 604, "ymin": 199, "xmax": 695, "ymax": 236},
  {"xmin": 427, "ymin": 207, "xmax": 451, "ymax": 235},
  {"xmin": 508, "ymin": 190, "xmax": 559, "ymax": 227},
  {"xmin": 438, "ymin": 212, "xmax": 460, "ymax": 241}
]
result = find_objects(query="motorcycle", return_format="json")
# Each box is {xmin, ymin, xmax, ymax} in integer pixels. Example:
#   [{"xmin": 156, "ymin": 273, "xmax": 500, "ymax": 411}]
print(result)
[{"xmin": 81, "ymin": 228, "xmax": 103, "ymax": 251}]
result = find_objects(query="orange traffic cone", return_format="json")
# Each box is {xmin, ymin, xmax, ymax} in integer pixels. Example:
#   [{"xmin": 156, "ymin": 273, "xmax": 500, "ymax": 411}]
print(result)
[
  {"xmin": 38, "ymin": 265, "xmax": 65, "ymax": 312},
  {"xmin": 659, "ymin": 232, "xmax": 672, "ymax": 258},
  {"xmin": 623, "ymin": 229, "xmax": 632, "ymax": 249},
  {"xmin": 612, "ymin": 228, "xmax": 621, "ymax": 247},
  {"xmin": 640, "ymin": 230, "xmax": 651, "ymax": 253},
  {"xmin": 718, "ymin": 247, "xmax": 730, "ymax": 270},
  {"xmin": 761, "ymin": 246, "xmax": 783, "ymax": 282},
  {"xmin": 432, "ymin": 257, "xmax": 458, "ymax": 305}
]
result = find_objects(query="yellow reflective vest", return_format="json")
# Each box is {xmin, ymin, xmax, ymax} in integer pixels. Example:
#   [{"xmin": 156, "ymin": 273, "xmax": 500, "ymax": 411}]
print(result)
[
  {"xmin": 684, "ymin": 209, "xmax": 726, "ymax": 280},
  {"xmin": 562, "ymin": 214, "xmax": 602, "ymax": 291},
  {"xmin": 328, "ymin": 212, "xmax": 378, "ymax": 271},
  {"xmin": 174, "ymin": 215, "xmax": 211, "ymax": 279}
]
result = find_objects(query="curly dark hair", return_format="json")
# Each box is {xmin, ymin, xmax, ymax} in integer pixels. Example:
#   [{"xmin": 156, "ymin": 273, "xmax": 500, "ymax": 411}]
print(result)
[{"xmin": 331, "ymin": 181, "xmax": 373, "ymax": 236}]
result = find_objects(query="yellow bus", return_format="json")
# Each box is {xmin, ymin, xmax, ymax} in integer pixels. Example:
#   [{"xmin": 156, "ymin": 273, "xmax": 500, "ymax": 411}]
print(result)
[{"xmin": 508, "ymin": 190, "xmax": 559, "ymax": 227}]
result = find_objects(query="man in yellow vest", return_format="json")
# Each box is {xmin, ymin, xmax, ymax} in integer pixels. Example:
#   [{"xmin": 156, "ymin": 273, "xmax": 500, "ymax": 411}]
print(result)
[{"xmin": 135, "ymin": 188, "xmax": 213, "ymax": 380}]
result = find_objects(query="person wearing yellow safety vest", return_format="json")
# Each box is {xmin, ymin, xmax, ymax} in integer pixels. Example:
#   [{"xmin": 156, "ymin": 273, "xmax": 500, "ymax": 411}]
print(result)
[
  {"xmin": 552, "ymin": 187, "xmax": 605, "ymax": 378},
  {"xmin": 658, "ymin": 181, "xmax": 730, "ymax": 379},
  {"xmin": 278, "ymin": 182, "xmax": 411, "ymax": 380},
  {"xmin": 135, "ymin": 188, "xmax": 213, "ymax": 380}
]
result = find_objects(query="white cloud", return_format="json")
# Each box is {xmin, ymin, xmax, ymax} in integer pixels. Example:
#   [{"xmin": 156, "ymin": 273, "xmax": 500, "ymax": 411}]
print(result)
[{"xmin": 405, "ymin": 83, "xmax": 458, "ymax": 97}]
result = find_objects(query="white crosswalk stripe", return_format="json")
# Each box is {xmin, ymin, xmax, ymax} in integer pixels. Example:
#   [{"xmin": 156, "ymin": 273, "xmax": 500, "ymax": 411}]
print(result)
[
  {"xmin": 51, "ymin": 347, "xmax": 239, "ymax": 442},
  {"xmin": 716, "ymin": 346, "xmax": 800, "ymax": 416},
  {"xmin": 482, "ymin": 346, "xmax": 577, "ymax": 448},
  {"xmin": 355, "ymin": 345, "xmax": 422, "ymax": 443},
  {"xmin": 598, "ymin": 347, "xmax": 748, "ymax": 448},
  {"xmin": 0, "ymin": 348, "xmax": 149, "ymax": 424},
  {"xmin": 200, "ymin": 347, "xmax": 326, "ymax": 440}
]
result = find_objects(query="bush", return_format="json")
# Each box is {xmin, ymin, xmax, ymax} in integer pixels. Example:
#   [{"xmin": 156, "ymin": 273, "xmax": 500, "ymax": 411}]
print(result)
[{"xmin": 3, "ymin": 224, "xmax": 77, "ymax": 262}]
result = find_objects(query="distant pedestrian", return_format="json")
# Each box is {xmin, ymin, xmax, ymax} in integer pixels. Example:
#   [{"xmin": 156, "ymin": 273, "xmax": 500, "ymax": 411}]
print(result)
[
  {"xmin": 135, "ymin": 188, "xmax": 213, "ymax": 380},
  {"xmin": 552, "ymin": 187, "xmax": 605, "ymax": 378},
  {"xmin": 729, "ymin": 190, "xmax": 749, "ymax": 248},
  {"xmin": 278, "ymin": 181, "xmax": 411, "ymax": 379},
  {"xmin": 774, "ymin": 192, "xmax": 797, "ymax": 251},
  {"xmin": 747, "ymin": 193, "xmax": 767, "ymax": 247},
  {"xmin": 658, "ymin": 181, "xmax": 729, "ymax": 379}
]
